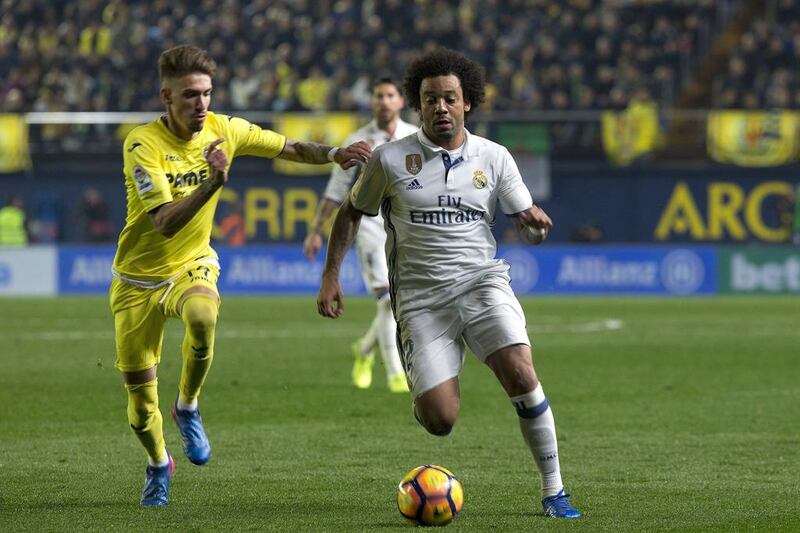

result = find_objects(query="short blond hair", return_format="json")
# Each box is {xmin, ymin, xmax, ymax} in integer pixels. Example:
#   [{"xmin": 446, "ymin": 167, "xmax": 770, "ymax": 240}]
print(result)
[{"xmin": 159, "ymin": 45, "xmax": 217, "ymax": 81}]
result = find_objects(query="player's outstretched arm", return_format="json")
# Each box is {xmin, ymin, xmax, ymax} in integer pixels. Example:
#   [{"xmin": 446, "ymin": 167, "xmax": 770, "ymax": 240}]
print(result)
[
  {"xmin": 278, "ymin": 139, "xmax": 371, "ymax": 170},
  {"xmin": 303, "ymin": 197, "xmax": 339, "ymax": 260},
  {"xmin": 317, "ymin": 197, "xmax": 363, "ymax": 318},
  {"xmin": 513, "ymin": 204, "xmax": 553, "ymax": 245},
  {"xmin": 149, "ymin": 138, "xmax": 228, "ymax": 238}
]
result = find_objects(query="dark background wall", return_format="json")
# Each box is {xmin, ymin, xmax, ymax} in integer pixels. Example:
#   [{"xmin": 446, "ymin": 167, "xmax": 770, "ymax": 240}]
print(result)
[{"xmin": 2, "ymin": 154, "xmax": 798, "ymax": 244}]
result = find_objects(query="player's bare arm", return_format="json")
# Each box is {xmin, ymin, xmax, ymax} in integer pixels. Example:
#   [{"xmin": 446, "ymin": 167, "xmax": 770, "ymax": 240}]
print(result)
[
  {"xmin": 317, "ymin": 197, "xmax": 363, "ymax": 318},
  {"xmin": 303, "ymin": 197, "xmax": 339, "ymax": 260},
  {"xmin": 279, "ymin": 139, "xmax": 371, "ymax": 169},
  {"xmin": 149, "ymin": 138, "xmax": 227, "ymax": 238},
  {"xmin": 513, "ymin": 204, "xmax": 553, "ymax": 245}
]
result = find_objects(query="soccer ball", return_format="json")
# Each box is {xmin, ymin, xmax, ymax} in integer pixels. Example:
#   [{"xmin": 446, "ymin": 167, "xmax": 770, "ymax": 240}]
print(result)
[{"xmin": 396, "ymin": 465, "xmax": 464, "ymax": 526}]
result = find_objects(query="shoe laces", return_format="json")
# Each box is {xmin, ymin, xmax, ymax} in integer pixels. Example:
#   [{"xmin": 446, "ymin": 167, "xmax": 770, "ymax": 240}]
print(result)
[
  {"xmin": 177, "ymin": 409, "xmax": 206, "ymax": 443},
  {"xmin": 544, "ymin": 491, "xmax": 574, "ymax": 512}
]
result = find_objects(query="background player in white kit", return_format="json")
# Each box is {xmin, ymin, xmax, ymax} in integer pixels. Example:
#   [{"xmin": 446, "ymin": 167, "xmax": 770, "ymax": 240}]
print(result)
[
  {"xmin": 317, "ymin": 49, "xmax": 581, "ymax": 519},
  {"xmin": 304, "ymin": 78, "xmax": 417, "ymax": 393}
]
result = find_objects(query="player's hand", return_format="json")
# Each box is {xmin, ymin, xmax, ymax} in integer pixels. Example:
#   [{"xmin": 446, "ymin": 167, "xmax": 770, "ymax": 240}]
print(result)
[
  {"xmin": 516, "ymin": 204, "xmax": 553, "ymax": 245},
  {"xmin": 205, "ymin": 138, "xmax": 228, "ymax": 185},
  {"xmin": 317, "ymin": 273, "xmax": 344, "ymax": 318},
  {"xmin": 334, "ymin": 140, "xmax": 371, "ymax": 170},
  {"xmin": 303, "ymin": 231, "xmax": 323, "ymax": 260}
]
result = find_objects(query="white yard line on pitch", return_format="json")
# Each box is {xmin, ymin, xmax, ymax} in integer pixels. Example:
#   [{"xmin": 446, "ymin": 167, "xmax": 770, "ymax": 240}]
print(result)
[{"xmin": 5, "ymin": 319, "xmax": 625, "ymax": 341}]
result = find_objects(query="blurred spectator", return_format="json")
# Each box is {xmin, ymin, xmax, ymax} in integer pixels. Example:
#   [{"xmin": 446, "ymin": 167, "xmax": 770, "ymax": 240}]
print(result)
[
  {"xmin": 78, "ymin": 187, "xmax": 114, "ymax": 242},
  {"xmin": 0, "ymin": 195, "xmax": 29, "ymax": 246},
  {"xmin": 569, "ymin": 222, "xmax": 604, "ymax": 243},
  {"xmin": 29, "ymin": 192, "xmax": 60, "ymax": 243},
  {"xmin": 2, "ymin": 0, "xmax": 738, "ymax": 115}
]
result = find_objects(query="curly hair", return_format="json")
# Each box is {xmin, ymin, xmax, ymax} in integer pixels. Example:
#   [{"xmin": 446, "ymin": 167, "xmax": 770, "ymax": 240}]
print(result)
[{"xmin": 403, "ymin": 48, "xmax": 486, "ymax": 116}]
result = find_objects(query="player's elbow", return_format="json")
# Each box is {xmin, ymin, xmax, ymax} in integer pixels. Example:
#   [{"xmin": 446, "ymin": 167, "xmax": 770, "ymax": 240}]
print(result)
[
  {"xmin": 152, "ymin": 219, "xmax": 177, "ymax": 238},
  {"xmin": 149, "ymin": 208, "xmax": 177, "ymax": 238}
]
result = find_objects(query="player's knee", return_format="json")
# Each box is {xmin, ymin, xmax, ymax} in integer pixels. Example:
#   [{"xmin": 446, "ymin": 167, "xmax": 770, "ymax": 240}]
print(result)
[
  {"xmin": 182, "ymin": 295, "xmax": 218, "ymax": 340},
  {"xmin": 507, "ymin": 363, "xmax": 538, "ymax": 395},
  {"xmin": 490, "ymin": 348, "xmax": 538, "ymax": 396},
  {"xmin": 425, "ymin": 420, "xmax": 454, "ymax": 436},
  {"xmin": 415, "ymin": 403, "xmax": 458, "ymax": 436}
]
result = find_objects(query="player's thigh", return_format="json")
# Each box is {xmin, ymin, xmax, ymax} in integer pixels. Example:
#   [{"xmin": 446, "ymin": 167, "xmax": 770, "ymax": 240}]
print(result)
[
  {"xmin": 163, "ymin": 260, "xmax": 221, "ymax": 319},
  {"xmin": 355, "ymin": 233, "xmax": 389, "ymax": 294},
  {"xmin": 113, "ymin": 300, "xmax": 167, "ymax": 373},
  {"xmin": 461, "ymin": 282, "xmax": 530, "ymax": 362},
  {"xmin": 397, "ymin": 306, "xmax": 464, "ymax": 398}
]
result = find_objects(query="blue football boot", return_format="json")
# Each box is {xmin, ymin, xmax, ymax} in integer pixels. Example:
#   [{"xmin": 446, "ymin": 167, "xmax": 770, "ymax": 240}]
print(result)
[
  {"xmin": 542, "ymin": 489, "xmax": 581, "ymax": 518},
  {"xmin": 171, "ymin": 401, "xmax": 211, "ymax": 465},
  {"xmin": 141, "ymin": 452, "xmax": 174, "ymax": 507}
]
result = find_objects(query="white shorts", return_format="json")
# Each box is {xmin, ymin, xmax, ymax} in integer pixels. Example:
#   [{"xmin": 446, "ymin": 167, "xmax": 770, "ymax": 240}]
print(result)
[
  {"xmin": 355, "ymin": 220, "xmax": 389, "ymax": 294},
  {"xmin": 396, "ymin": 279, "xmax": 530, "ymax": 397}
]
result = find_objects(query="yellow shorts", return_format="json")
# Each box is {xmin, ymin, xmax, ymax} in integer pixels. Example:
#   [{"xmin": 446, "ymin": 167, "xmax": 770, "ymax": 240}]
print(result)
[{"xmin": 110, "ymin": 259, "xmax": 221, "ymax": 372}]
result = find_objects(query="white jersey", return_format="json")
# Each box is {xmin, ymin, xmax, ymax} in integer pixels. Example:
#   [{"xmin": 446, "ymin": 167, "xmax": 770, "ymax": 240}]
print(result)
[
  {"xmin": 350, "ymin": 128, "xmax": 533, "ymax": 317},
  {"xmin": 323, "ymin": 118, "xmax": 418, "ymax": 239}
]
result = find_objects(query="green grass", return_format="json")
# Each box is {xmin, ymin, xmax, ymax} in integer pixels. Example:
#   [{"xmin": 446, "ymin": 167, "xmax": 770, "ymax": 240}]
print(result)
[{"xmin": 0, "ymin": 296, "xmax": 798, "ymax": 532}]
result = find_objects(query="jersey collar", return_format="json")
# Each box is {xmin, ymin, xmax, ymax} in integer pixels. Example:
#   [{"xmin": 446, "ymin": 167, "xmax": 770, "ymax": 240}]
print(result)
[{"xmin": 416, "ymin": 128, "xmax": 477, "ymax": 160}]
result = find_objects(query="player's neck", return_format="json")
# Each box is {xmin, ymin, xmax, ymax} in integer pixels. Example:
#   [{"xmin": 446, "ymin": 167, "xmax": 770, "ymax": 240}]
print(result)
[
  {"xmin": 163, "ymin": 113, "xmax": 198, "ymax": 142},
  {"xmin": 376, "ymin": 116, "xmax": 398, "ymax": 136},
  {"xmin": 423, "ymin": 126, "xmax": 465, "ymax": 151}
]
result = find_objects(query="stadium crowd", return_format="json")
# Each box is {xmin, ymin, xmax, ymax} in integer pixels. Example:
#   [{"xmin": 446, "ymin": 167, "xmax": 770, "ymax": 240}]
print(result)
[
  {"xmin": 1, "ymin": 0, "xmax": 740, "ymax": 115},
  {"xmin": 714, "ymin": 0, "xmax": 800, "ymax": 108}
]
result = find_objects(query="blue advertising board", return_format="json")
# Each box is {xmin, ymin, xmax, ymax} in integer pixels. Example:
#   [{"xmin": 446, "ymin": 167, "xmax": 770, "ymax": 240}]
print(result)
[
  {"xmin": 59, "ymin": 244, "xmax": 716, "ymax": 296},
  {"xmin": 499, "ymin": 245, "xmax": 717, "ymax": 295},
  {"xmin": 58, "ymin": 245, "xmax": 367, "ymax": 295}
]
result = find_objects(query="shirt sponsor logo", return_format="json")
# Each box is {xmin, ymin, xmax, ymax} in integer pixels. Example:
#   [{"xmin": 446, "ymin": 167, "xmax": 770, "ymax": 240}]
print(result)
[
  {"xmin": 166, "ymin": 169, "xmax": 208, "ymax": 187},
  {"xmin": 405, "ymin": 178, "xmax": 424, "ymax": 190},
  {"xmin": 406, "ymin": 154, "xmax": 422, "ymax": 175},
  {"xmin": 472, "ymin": 170, "xmax": 487, "ymax": 189},
  {"xmin": 164, "ymin": 154, "xmax": 183, "ymax": 161},
  {"xmin": 132, "ymin": 165, "xmax": 154, "ymax": 195}
]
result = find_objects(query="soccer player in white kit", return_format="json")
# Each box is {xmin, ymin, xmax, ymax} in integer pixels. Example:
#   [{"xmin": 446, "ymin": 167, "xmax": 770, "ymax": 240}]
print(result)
[
  {"xmin": 317, "ymin": 49, "xmax": 581, "ymax": 519},
  {"xmin": 304, "ymin": 79, "xmax": 418, "ymax": 393}
]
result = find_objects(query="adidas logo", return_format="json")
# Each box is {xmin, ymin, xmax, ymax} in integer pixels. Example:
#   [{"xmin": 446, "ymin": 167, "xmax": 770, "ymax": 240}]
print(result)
[{"xmin": 406, "ymin": 179, "xmax": 423, "ymax": 190}]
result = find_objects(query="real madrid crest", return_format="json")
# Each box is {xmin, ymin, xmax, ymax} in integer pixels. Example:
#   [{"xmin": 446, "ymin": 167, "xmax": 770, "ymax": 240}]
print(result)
[
  {"xmin": 406, "ymin": 154, "xmax": 422, "ymax": 175},
  {"xmin": 472, "ymin": 170, "xmax": 487, "ymax": 189}
]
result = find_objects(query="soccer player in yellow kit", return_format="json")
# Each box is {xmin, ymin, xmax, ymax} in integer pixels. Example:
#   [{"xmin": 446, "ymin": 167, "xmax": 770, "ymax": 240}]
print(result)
[{"xmin": 111, "ymin": 45, "xmax": 370, "ymax": 506}]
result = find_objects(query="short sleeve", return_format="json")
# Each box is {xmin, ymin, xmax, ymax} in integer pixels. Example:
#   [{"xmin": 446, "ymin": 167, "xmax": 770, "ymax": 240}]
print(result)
[
  {"xmin": 228, "ymin": 116, "xmax": 286, "ymax": 159},
  {"xmin": 323, "ymin": 164, "xmax": 357, "ymax": 204},
  {"xmin": 350, "ymin": 152, "xmax": 388, "ymax": 216},
  {"xmin": 123, "ymin": 135, "xmax": 172, "ymax": 212},
  {"xmin": 496, "ymin": 147, "xmax": 533, "ymax": 214}
]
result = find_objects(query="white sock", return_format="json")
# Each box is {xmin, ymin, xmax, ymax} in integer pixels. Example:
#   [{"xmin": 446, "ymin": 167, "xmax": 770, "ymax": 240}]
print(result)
[
  {"xmin": 359, "ymin": 318, "xmax": 377, "ymax": 355},
  {"xmin": 177, "ymin": 397, "xmax": 198, "ymax": 411},
  {"xmin": 148, "ymin": 450, "xmax": 170, "ymax": 468},
  {"xmin": 375, "ymin": 293, "xmax": 404, "ymax": 378},
  {"xmin": 511, "ymin": 384, "xmax": 564, "ymax": 498}
]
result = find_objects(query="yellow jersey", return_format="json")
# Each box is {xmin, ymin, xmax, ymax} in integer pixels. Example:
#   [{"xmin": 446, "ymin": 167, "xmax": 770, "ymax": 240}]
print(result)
[{"xmin": 113, "ymin": 112, "xmax": 285, "ymax": 280}]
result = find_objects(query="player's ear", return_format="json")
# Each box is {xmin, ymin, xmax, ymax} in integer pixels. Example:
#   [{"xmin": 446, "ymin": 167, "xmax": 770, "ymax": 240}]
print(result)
[
  {"xmin": 464, "ymin": 100, "xmax": 471, "ymax": 113},
  {"xmin": 160, "ymin": 86, "xmax": 172, "ymax": 106}
]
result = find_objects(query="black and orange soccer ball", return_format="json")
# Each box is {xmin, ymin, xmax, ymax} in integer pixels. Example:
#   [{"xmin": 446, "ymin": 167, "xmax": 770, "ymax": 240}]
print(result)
[{"xmin": 396, "ymin": 465, "xmax": 464, "ymax": 526}]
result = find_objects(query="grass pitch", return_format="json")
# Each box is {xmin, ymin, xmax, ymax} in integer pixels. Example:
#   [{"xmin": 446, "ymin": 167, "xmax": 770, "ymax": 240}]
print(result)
[{"xmin": 0, "ymin": 296, "xmax": 798, "ymax": 532}]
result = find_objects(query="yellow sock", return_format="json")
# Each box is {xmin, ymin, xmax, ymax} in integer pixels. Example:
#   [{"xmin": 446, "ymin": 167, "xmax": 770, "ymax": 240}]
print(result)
[
  {"xmin": 125, "ymin": 379, "xmax": 167, "ymax": 464},
  {"xmin": 178, "ymin": 295, "xmax": 218, "ymax": 405}
]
